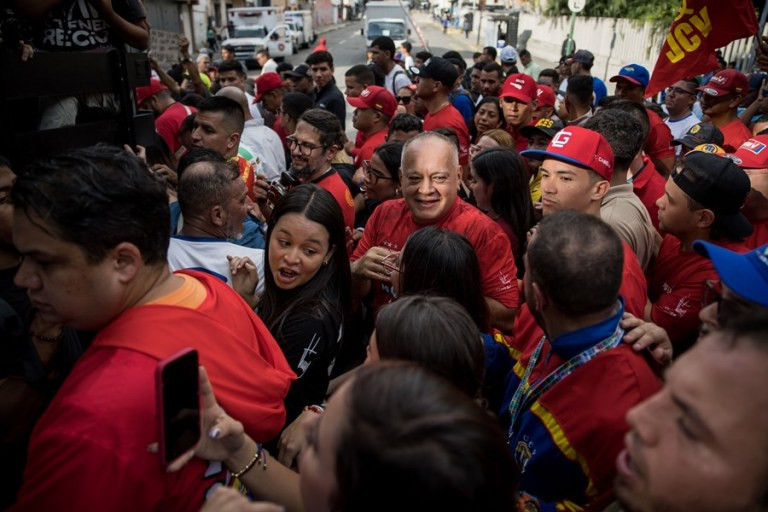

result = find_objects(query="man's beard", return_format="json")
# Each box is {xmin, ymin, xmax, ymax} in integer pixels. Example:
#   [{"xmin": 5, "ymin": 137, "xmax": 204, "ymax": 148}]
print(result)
[{"xmin": 289, "ymin": 161, "xmax": 318, "ymax": 180}]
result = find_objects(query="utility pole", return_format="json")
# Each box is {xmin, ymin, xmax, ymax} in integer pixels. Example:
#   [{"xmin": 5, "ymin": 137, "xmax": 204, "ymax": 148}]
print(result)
[{"xmin": 566, "ymin": 0, "xmax": 585, "ymax": 55}]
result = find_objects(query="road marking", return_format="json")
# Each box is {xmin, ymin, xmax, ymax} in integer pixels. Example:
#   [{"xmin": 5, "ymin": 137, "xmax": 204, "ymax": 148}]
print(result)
[{"xmin": 339, "ymin": 39, "xmax": 347, "ymax": 44}]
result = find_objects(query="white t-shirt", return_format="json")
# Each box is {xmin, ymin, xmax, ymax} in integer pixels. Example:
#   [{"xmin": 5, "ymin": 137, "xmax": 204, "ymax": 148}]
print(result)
[
  {"xmin": 168, "ymin": 236, "xmax": 266, "ymax": 297},
  {"xmin": 385, "ymin": 64, "xmax": 412, "ymax": 96},
  {"xmin": 245, "ymin": 92, "xmax": 265, "ymax": 122},
  {"xmin": 242, "ymin": 118, "xmax": 287, "ymax": 181},
  {"xmin": 261, "ymin": 58, "xmax": 278, "ymax": 75},
  {"xmin": 665, "ymin": 112, "xmax": 701, "ymax": 155}
]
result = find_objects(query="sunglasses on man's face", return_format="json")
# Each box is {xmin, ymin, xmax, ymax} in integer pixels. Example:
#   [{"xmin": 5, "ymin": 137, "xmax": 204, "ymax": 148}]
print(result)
[{"xmin": 396, "ymin": 95, "xmax": 412, "ymax": 105}]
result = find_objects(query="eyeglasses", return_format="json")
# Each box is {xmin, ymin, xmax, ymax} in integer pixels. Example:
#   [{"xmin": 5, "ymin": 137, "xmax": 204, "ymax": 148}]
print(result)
[
  {"xmin": 702, "ymin": 280, "xmax": 754, "ymax": 327},
  {"xmin": 395, "ymin": 95, "xmax": 412, "ymax": 105},
  {"xmin": 286, "ymin": 136, "xmax": 326, "ymax": 156},
  {"xmin": 666, "ymin": 86, "xmax": 696, "ymax": 96},
  {"xmin": 362, "ymin": 160, "xmax": 395, "ymax": 184}
]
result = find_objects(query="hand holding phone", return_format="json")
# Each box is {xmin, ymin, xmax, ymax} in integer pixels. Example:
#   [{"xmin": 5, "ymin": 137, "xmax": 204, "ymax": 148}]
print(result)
[{"xmin": 156, "ymin": 348, "xmax": 201, "ymax": 466}]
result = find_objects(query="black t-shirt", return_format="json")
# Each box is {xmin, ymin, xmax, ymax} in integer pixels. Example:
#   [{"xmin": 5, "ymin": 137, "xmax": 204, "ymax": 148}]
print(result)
[
  {"xmin": 314, "ymin": 81, "xmax": 346, "ymax": 130},
  {"xmin": 275, "ymin": 309, "xmax": 342, "ymax": 425},
  {"xmin": 34, "ymin": 0, "xmax": 146, "ymax": 52}
]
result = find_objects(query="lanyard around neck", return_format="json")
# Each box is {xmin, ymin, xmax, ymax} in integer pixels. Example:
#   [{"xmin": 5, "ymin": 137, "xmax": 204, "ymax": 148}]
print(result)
[{"xmin": 507, "ymin": 323, "xmax": 624, "ymax": 444}]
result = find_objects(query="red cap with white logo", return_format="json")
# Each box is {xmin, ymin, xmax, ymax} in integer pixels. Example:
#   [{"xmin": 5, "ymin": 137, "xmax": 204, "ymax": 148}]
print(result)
[
  {"xmin": 520, "ymin": 126, "xmax": 614, "ymax": 180},
  {"xmin": 697, "ymin": 69, "xmax": 748, "ymax": 97},
  {"xmin": 729, "ymin": 135, "xmax": 768, "ymax": 169},
  {"xmin": 535, "ymin": 84, "xmax": 555, "ymax": 108},
  {"xmin": 499, "ymin": 73, "xmax": 538, "ymax": 104}
]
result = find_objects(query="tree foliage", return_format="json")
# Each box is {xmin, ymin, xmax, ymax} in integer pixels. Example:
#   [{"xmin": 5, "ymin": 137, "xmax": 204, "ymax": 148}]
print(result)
[
  {"xmin": 544, "ymin": 0, "xmax": 762, "ymax": 27},
  {"xmin": 544, "ymin": 0, "xmax": 682, "ymax": 26}
]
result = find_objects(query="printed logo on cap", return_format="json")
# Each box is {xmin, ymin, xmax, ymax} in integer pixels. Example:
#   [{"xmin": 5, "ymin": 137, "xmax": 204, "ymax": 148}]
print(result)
[
  {"xmin": 710, "ymin": 75, "xmax": 727, "ymax": 84},
  {"xmin": 374, "ymin": 102, "xmax": 383, "ymax": 109},
  {"xmin": 740, "ymin": 139, "xmax": 767, "ymax": 155},
  {"xmin": 729, "ymin": 155, "xmax": 744, "ymax": 165},
  {"xmin": 536, "ymin": 118, "xmax": 554, "ymax": 128},
  {"xmin": 690, "ymin": 124, "xmax": 701, "ymax": 134},
  {"xmin": 703, "ymin": 87, "xmax": 718, "ymax": 95},
  {"xmin": 551, "ymin": 130, "xmax": 572, "ymax": 148},
  {"xmin": 510, "ymin": 81, "xmax": 523, "ymax": 90},
  {"xmin": 623, "ymin": 66, "xmax": 634, "ymax": 73},
  {"xmin": 596, "ymin": 155, "xmax": 611, "ymax": 168},
  {"xmin": 361, "ymin": 88, "xmax": 372, "ymax": 98}
]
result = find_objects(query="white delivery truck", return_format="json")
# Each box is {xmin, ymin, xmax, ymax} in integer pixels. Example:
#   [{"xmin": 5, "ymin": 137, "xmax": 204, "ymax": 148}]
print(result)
[
  {"xmin": 362, "ymin": 1, "xmax": 411, "ymax": 48},
  {"xmin": 284, "ymin": 10, "xmax": 315, "ymax": 49},
  {"xmin": 223, "ymin": 7, "xmax": 294, "ymax": 67}
]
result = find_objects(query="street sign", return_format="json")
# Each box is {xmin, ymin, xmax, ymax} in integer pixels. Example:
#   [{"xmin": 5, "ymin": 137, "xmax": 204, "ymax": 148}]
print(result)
[{"xmin": 568, "ymin": 0, "xmax": 586, "ymax": 13}]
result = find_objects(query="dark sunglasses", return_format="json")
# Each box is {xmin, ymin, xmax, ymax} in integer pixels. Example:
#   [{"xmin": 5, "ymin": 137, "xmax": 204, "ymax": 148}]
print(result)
[{"xmin": 396, "ymin": 95, "xmax": 412, "ymax": 105}]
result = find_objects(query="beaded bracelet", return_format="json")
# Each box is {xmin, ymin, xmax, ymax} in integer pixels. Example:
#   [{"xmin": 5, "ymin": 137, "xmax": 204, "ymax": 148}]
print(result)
[{"xmin": 231, "ymin": 443, "xmax": 266, "ymax": 478}]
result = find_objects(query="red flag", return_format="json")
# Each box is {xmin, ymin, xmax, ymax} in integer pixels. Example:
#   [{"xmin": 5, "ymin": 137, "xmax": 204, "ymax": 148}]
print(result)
[{"xmin": 645, "ymin": 0, "xmax": 758, "ymax": 98}]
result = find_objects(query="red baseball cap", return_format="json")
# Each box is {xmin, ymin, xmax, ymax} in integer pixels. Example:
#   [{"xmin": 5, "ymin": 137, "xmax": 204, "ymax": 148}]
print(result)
[
  {"xmin": 500, "ymin": 73, "xmax": 538, "ymax": 104},
  {"xmin": 729, "ymin": 135, "xmax": 768, "ymax": 168},
  {"xmin": 697, "ymin": 69, "xmax": 748, "ymax": 97},
  {"xmin": 136, "ymin": 78, "xmax": 168, "ymax": 106},
  {"xmin": 253, "ymin": 72, "xmax": 285, "ymax": 103},
  {"xmin": 535, "ymin": 84, "xmax": 555, "ymax": 108},
  {"xmin": 520, "ymin": 126, "xmax": 614, "ymax": 180},
  {"xmin": 347, "ymin": 85, "xmax": 397, "ymax": 118}
]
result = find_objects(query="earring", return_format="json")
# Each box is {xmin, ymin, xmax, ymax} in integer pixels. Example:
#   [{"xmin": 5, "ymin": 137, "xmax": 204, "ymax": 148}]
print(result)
[{"xmin": 323, "ymin": 259, "xmax": 330, "ymax": 266}]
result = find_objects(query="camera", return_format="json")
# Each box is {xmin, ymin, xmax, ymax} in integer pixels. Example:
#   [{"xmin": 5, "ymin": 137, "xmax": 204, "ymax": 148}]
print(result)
[{"xmin": 267, "ymin": 170, "xmax": 301, "ymax": 208}]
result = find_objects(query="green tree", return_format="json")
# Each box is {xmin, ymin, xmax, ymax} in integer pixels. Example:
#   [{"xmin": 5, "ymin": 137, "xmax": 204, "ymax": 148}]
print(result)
[{"xmin": 545, "ymin": 0, "xmax": 681, "ymax": 26}]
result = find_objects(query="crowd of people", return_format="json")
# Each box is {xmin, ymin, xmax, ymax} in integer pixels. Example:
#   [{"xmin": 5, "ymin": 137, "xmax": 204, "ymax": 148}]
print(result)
[{"xmin": 2, "ymin": 3, "xmax": 768, "ymax": 511}]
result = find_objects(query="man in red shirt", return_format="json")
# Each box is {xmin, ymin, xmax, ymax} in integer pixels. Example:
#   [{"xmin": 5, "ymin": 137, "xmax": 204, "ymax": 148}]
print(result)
[
  {"xmin": 500, "ymin": 73, "xmax": 538, "ymax": 153},
  {"xmin": 191, "ymin": 96, "xmax": 255, "ymax": 200},
  {"xmin": 351, "ymin": 131, "xmax": 519, "ymax": 331},
  {"xmin": 282, "ymin": 109, "xmax": 355, "ymax": 230},
  {"xmin": 413, "ymin": 57, "xmax": 471, "ymax": 165},
  {"xmin": 137, "ymin": 78, "xmax": 196, "ymax": 157},
  {"xmin": 610, "ymin": 64, "xmax": 675, "ymax": 176},
  {"xmin": 647, "ymin": 151, "xmax": 752, "ymax": 352},
  {"xmin": 348, "ymin": 85, "xmax": 397, "ymax": 170},
  {"xmin": 9, "ymin": 146, "xmax": 294, "ymax": 512},
  {"xmin": 697, "ymin": 69, "xmax": 752, "ymax": 152}
]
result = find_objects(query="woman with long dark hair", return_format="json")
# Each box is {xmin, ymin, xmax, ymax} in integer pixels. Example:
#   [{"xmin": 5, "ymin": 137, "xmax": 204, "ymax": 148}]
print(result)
[
  {"xmin": 390, "ymin": 226, "xmax": 513, "ymax": 410},
  {"xmin": 469, "ymin": 147, "xmax": 535, "ymax": 276},
  {"xmin": 472, "ymin": 96, "xmax": 505, "ymax": 142},
  {"xmin": 258, "ymin": 184, "xmax": 351, "ymax": 424}
]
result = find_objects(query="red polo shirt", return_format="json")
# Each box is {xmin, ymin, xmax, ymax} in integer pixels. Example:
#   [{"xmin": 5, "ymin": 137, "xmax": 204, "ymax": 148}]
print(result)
[
  {"xmin": 313, "ymin": 169, "xmax": 355, "ymax": 231},
  {"xmin": 351, "ymin": 197, "xmax": 519, "ymax": 313},
  {"xmin": 648, "ymin": 235, "xmax": 749, "ymax": 348},
  {"xmin": 645, "ymin": 109, "xmax": 675, "ymax": 163},
  {"xmin": 630, "ymin": 155, "xmax": 666, "ymax": 232},
  {"xmin": 353, "ymin": 128, "xmax": 388, "ymax": 169},
  {"xmin": 424, "ymin": 103, "xmax": 470, "ymax": 165},
  {"xmin": 720, "ymin": 118, "xmax": 752, "ymax": 153}
]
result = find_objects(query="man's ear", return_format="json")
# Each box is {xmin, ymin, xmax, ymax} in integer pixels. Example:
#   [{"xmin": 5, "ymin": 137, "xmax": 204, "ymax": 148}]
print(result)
[
  {"xmin": 531, "ymin": 281, "xmax": 548, "ymax": 313},
  {"xmin": 210, "ymin": 204, "xmax": 225, "ymax": 227},
  {"xmin": 324, "ymin": 144, "xmax": 339, "ymax": 164},
  {"xmin": 592, "ymin": 179, "xmax": 610, "ymax": 201},
  {"xmin": 112, "ymin": 242, "xmax": 143, "ymax": 284},
  {"xmin": 227, "ymin": 132, "xmax": 240, "ymax": 153},
  {"xmin": 696, "ymin": 208, "xmax": 716, "ymax": 230}
]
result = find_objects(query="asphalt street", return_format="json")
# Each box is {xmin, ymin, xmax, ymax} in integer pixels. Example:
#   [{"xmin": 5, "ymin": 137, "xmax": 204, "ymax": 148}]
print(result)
[{"xmin": 249, "ymin": 10, "xmax": 544, "ymax": 134}]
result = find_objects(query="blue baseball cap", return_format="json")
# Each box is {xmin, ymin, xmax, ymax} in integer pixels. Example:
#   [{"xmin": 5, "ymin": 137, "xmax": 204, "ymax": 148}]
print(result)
[
  {"xmin": 693, "ymin": 241, "xmax": 768, "ymax": 307},
  {"xmin": 609, "ymin": 64, "xmax": 650, "ymax": 88}
]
